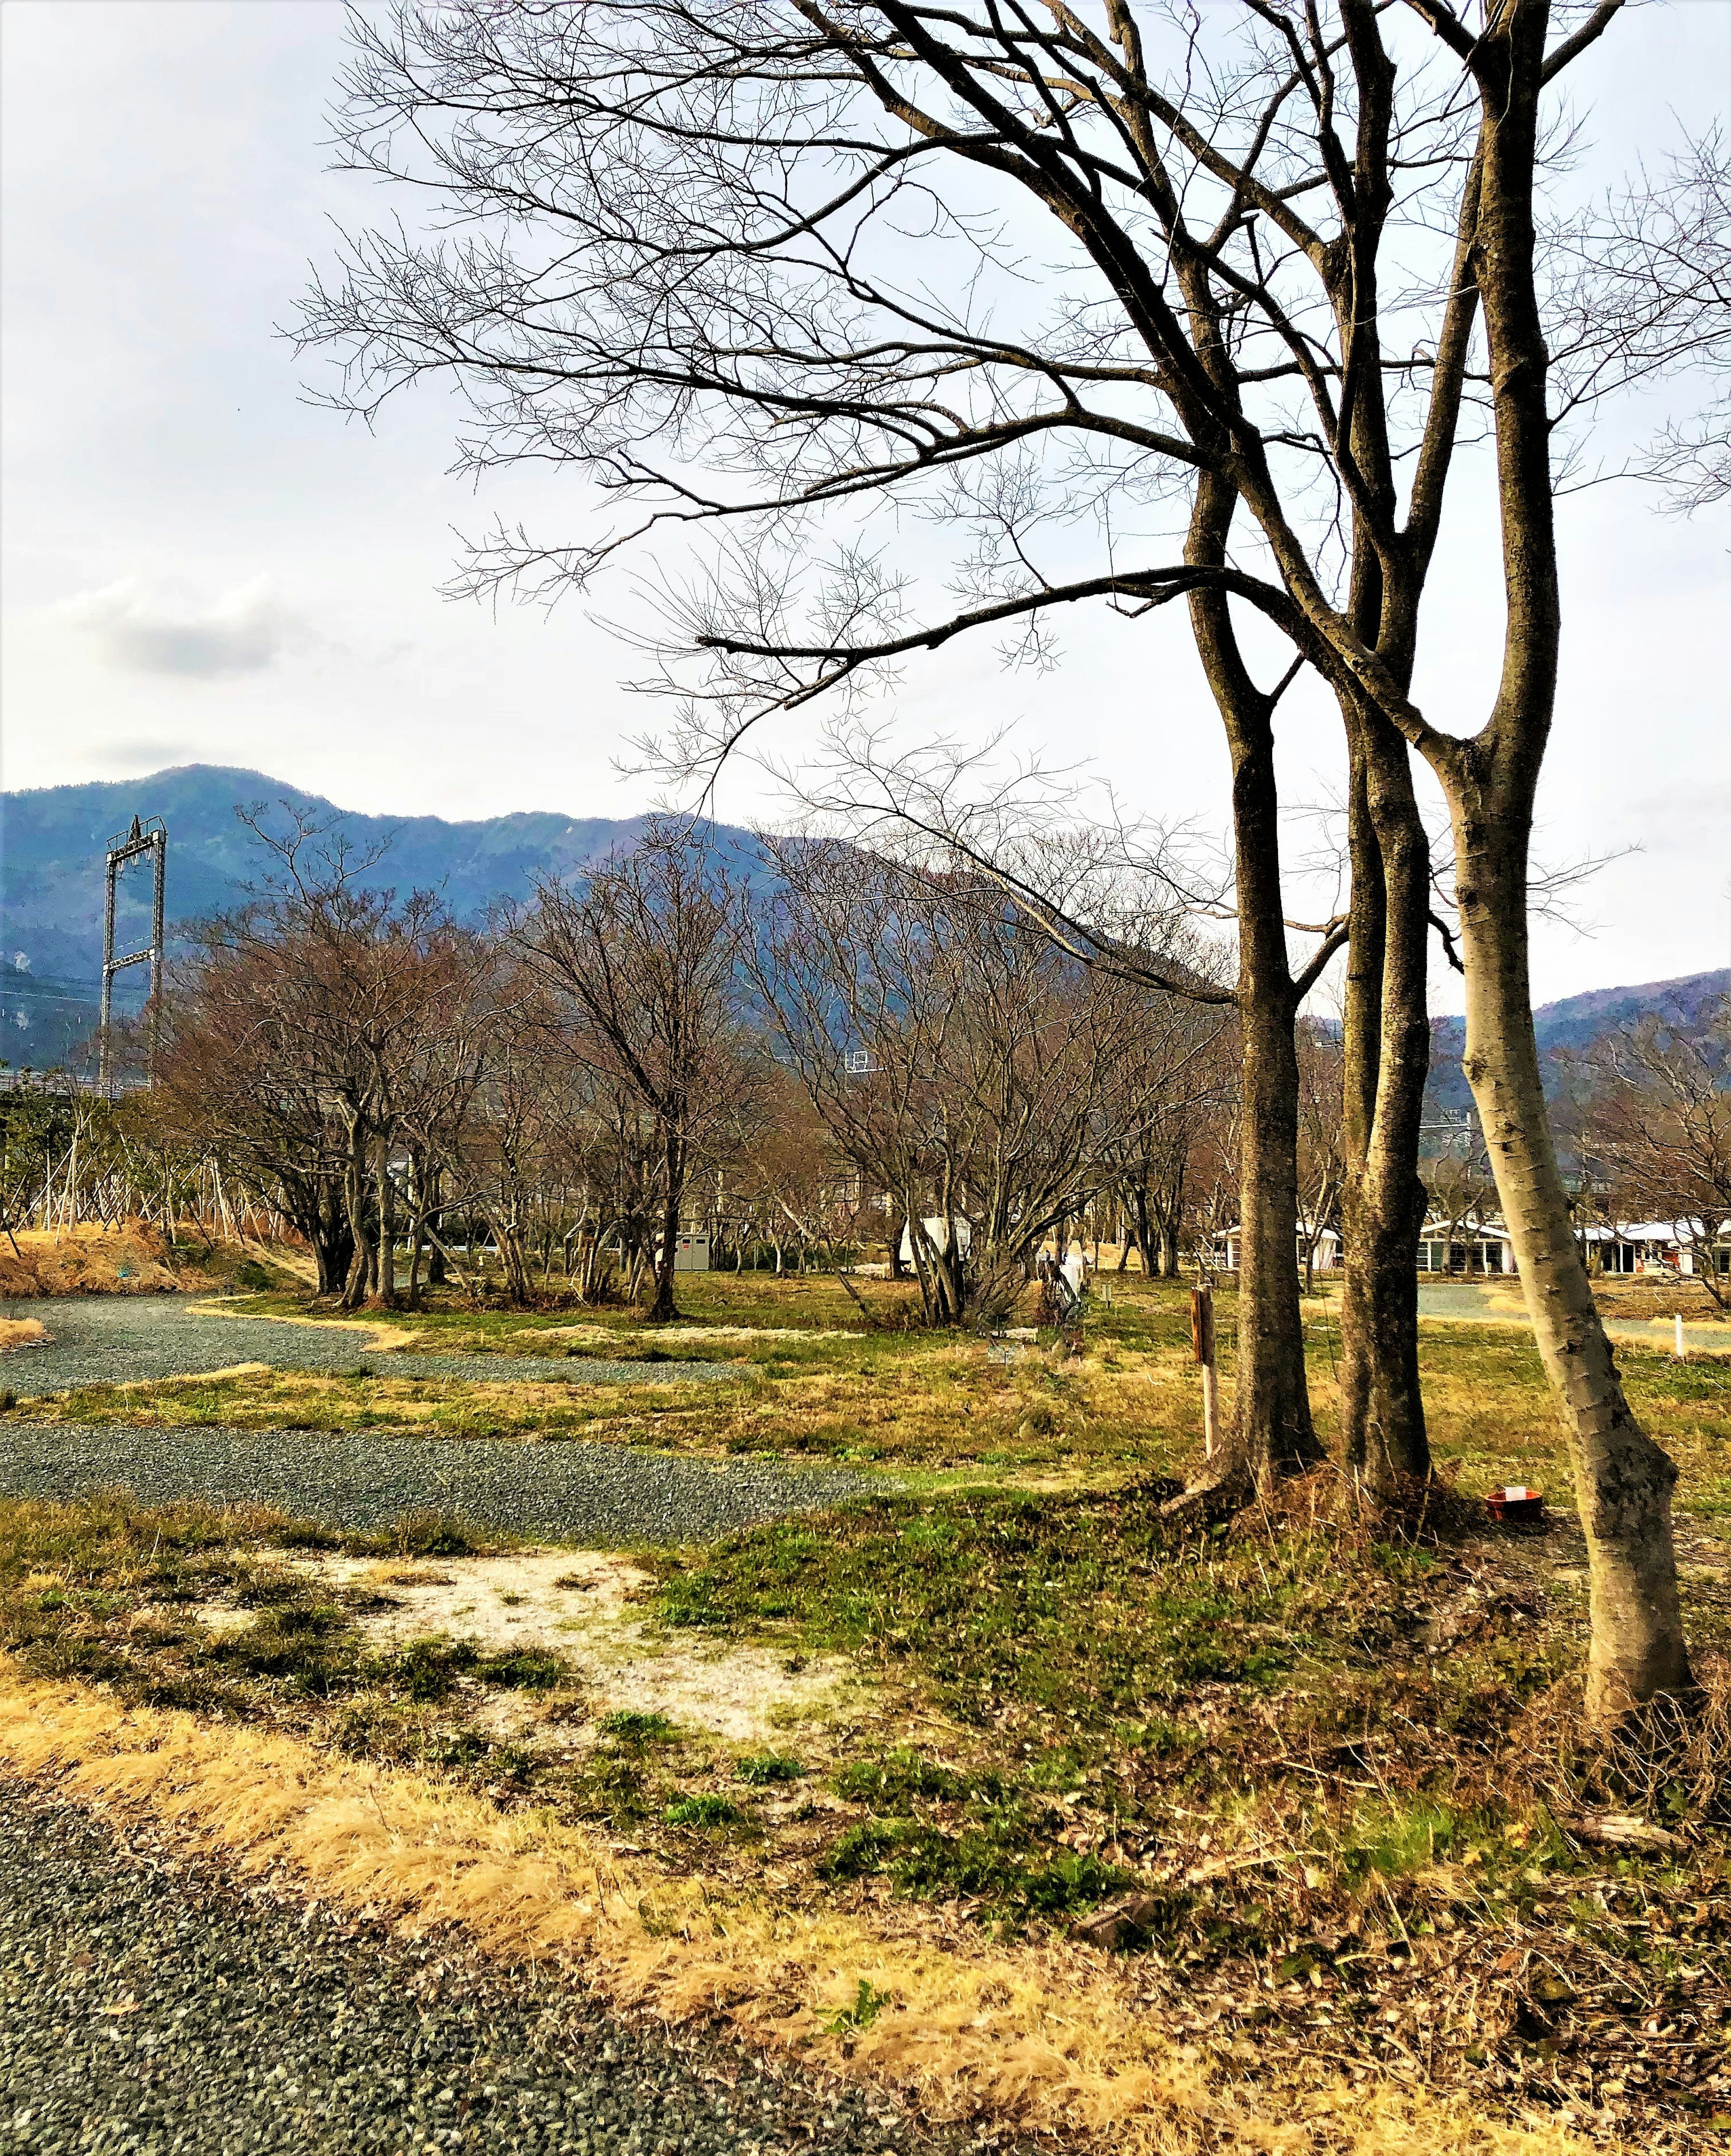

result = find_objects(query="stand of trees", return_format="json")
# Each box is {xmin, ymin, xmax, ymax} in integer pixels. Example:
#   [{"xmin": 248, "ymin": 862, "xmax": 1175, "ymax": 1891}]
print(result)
[{"xmin": 288, "ymin": 1, "xmax": 1729, "ymax": 1719}]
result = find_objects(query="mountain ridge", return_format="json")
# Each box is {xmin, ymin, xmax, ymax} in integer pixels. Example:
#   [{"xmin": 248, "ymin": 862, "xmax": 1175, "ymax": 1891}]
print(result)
[
  {"xmin": 0, "ymin": 764, "xmax": 756, "ymax": 1065},
  {"xmin": 3, "ymin": 764, "xmax": 1724, "ymax": 1074}
]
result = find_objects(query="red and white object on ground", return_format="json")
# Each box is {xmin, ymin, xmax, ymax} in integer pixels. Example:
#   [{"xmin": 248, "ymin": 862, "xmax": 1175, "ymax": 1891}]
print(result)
[{"xmin": 1485, "ymin": 1484, "xmax": 1545, "ymax": 1524}]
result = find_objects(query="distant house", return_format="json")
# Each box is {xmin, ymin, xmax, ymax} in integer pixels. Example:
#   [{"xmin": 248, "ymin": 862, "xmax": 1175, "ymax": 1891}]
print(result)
[
  {"xmin": 1205, "ymin": 1213, "xmax": 1730, "ymax": 1281},
  {"xmin": 1582, "ymin": 1220, "xmax": 1731, "ymax": 1277},
  {"xmin": 1210, "ymin": 1221, "xmax": 1341, "ymax": 1273},
  {"xmin": 1418, "ymin": 1217, "xmax": 1517, "ymax": 1275}
]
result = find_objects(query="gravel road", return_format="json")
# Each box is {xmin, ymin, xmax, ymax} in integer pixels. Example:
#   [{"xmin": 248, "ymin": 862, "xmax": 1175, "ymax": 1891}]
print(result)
[
  {"xmin": 0, "ymin": 1776, "xmax": 989, "ymax": 2156},
  {"xmin": 0, "ymin": 1422, "xmax": 870, "ymax": 1546},
  {"xmin": 0, "ymin": 1299, "xmax": 735, "ymax": 1398}
]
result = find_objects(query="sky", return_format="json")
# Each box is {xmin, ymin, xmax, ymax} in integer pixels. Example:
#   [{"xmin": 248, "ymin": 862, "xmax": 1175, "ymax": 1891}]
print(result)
[{"xmin": 2, "ymin": 0, "xmax": 1727, "ymax": 1008}]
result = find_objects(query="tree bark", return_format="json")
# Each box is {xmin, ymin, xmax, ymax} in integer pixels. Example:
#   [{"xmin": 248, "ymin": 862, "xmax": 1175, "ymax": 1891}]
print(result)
[
  {"xmin": 1337, "ymin": 714, "xmax": 1432, "ymax": 1491},
  {"xmin": 1421, "ymin": 0, "xmax": 1689, "ymax": 1720},
  {"xmin": 645, "ymin": 1126, "xmax": 684, "ymax": 1323},
  {"xmin": 374, "ymin": 1144, "xmax": 398, "ymax": 1310},
  {"xmin": 339, "ymin": 1122, "xmax": 374, "ymax": 1313},
  {"xmin": 1186, "ymin": 478, "xmax": 1324, "ymax": 1494}
]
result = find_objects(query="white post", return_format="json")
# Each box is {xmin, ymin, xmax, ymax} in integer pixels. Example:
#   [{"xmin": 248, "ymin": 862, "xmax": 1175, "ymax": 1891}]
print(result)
[{"xmin": 1675, "ymin": 1312, "xmax": 1686, "ymax": 1363}]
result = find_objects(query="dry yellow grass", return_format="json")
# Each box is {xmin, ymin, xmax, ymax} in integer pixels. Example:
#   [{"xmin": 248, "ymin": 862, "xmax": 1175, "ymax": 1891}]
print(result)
[
  {"xmin": 0, "ymin": 1222, "xmax": 184, "ymax": 1297},
  {"xmin": 0, "ymin": 1318, "xmax": 50, "ymax": 1354},
  {"xmin": 0, "ymin": 1657, "xmax": 1598, "ymax": 2155}
]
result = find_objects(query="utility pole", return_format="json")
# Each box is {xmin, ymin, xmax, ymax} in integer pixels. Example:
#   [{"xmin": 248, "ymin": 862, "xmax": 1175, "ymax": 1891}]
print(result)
[{"xmin": 99, "ymin": 815, "xmax": 168, "ymax": 1096}]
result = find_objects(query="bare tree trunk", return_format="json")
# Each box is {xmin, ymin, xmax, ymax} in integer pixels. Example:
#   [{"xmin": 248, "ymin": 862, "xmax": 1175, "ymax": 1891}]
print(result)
[
  {"xmin": 375, "ymin": 1146, "xmax": 398, "ymax": 1310},
  {"xmin": 1422, "ymin": 1, "xmax": 1689, "ymax": 1721},
  {"xmin": 1187, "ymin": 478, "xmax": 1323, "ymax": 1495},
  {"xmin": 1338, "ymin": 717, "xmax": 1432, "ymax": 1492},
  {"xmin": 339, "ymin": 1125, "xmax": 373, "ymax": 1313},
  {"xmin": 645, "ymin": 1130, "xmax": 683, "ymax": 1323},
  {"xmin": 1451, "ymin": 788, "xmax": 1690, "ymax": 1718}
]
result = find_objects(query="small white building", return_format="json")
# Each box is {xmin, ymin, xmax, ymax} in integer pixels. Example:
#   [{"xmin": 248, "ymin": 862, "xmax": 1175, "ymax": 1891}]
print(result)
[
  {"xmin": 1582, "ymin": 1219, "xmax": 1731, "ymax": 1277},
  {"xmin": 1417, "ymin": 1217, "xmax": 1517, "ymax": 1275},
  {"xmin": 1210, "ymin": 1222, "xmax": 1341, "ymax": 1273}
]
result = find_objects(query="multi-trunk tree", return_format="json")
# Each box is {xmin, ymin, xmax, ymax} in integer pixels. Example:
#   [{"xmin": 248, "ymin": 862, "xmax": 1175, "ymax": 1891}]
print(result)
[{"xmin": 299, "ymin": 0, "xmax": 1705, "ymax": 1717}]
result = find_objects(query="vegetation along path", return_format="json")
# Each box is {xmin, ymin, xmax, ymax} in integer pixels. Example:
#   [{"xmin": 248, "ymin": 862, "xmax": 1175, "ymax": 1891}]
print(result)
[{"xmin": 0, "ymin": 1775, "xmax": 956, "ymax": 2156}]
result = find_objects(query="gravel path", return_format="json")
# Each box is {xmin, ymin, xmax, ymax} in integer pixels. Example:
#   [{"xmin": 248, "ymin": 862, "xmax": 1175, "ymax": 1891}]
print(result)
[
  {"xmin": 0, "ymin": 1777, "xmax": 985, "ymax": 2156},
  {"xmin": 0, "ymin": 1423, "xmax": 870, "ymax": 1546},
  {"xmin": 0, "ymin": 1299, "xmax": 736, "ymax": 1399}
]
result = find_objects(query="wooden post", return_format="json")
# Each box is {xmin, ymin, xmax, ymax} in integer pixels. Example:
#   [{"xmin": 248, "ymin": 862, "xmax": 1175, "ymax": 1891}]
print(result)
[{"xmin": 1191, "ymin": 1281, "xmax": 1218, "ymax": 1459}]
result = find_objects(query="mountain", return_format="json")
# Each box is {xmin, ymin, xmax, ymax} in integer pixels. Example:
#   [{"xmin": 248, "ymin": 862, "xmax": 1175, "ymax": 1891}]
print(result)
[
  {"xmin": 1423, "ymin": 969, "xmax": 1730, "ymax": 1118},
  {"xmin": 4, "ymin": 764, "xmax": 1725, "ymax": 1079},
  {"xmin": 0, "ymin": 765, "xmax": 760, "ymax": 1067}
]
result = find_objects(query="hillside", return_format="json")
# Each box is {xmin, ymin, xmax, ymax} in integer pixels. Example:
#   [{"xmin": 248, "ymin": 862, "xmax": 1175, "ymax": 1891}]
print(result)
[
  {"xmin": 1423, "ymin": 969, "xmax": 1730, "ymax": 1117},
  {"xmin": 0, "ymin": 765, "xmax": 757, "ymax": 1067},
  {"xmin": 2, "ymin": 764, "xmax": 1723, "ymax": 1077}
]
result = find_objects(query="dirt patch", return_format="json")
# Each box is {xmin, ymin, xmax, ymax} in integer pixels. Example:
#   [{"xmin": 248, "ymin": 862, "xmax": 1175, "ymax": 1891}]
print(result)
[
  {"xmin": 0, "ymin": 1225, "xmax": 186, "ymax": 1298},
  {"xmin": 0, "ymin": 1319, "xmax": 50, "ymax": 1355},
  {"xmin": 282, "ymin": 1547, "xmax": 859, "ymax": 1746}
]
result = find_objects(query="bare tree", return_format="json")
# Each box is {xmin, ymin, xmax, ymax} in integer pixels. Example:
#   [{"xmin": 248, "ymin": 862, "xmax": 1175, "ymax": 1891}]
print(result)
[
  {"xmin": 519, "ymin": 824, "xmax": 751, "ymax": 1322},
  {"xmin": 1094, "ymin": 983, "xmax": 1235, "ymax": 1278},
  {"xmin": 1567, "ymin": 1000, "xmax": 1731, "ymax": 1308},
  {"xmin": 753, "ymin": 838, "xmax": 1146, "ymax": 1325},
  {"xmin": 169, "ymin": 815, "xmax": 488, "ymax": 1310},
  {"xmin": 298, "ymin": 0, "xmax": 1699, "ymax": 1715},
  {"xmin": 1555, "ymin": 125, "xmax": 1731, "ymax": 512},
  {"xmin": 156, "ymin": 937, "xmax": 354, "ymax": 1292},
  {"xmin": 1296, "ymin": 1019, "xmax": 1347, "ymax": 1296}
]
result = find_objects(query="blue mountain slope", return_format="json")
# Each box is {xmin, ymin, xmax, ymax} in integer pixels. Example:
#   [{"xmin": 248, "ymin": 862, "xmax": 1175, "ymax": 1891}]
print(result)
[
  {"xmin": 1424, "ymin": 969, "xmax": 1730, "ymax": 1116},
  {"xmin": 0, "ymin": 765, "xmax": 762, "ymax": 1067},
  {"xmin": 4, "ymin": 765, "xmax": 1723, "ymax": 1079}
]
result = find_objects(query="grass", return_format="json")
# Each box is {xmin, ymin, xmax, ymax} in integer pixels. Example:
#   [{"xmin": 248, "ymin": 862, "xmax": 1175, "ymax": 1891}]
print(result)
[
  {"xmin": 5, "ymin": 1660, "xmax": 1614, "ymax": 2156},
  {"xmin": 14, "ymin": 1273, "xmax": 1726, "ymax": 1514},
  {"xmin": 3, "ymin": 1267, "xmax": 1728, "ymax": 2147}
]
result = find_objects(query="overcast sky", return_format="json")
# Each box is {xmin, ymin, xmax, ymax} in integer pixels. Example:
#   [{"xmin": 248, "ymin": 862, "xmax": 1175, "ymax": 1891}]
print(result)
[{"xmin": 2, "ymin": 0, "xmax": 1726, "ymax": 1006}]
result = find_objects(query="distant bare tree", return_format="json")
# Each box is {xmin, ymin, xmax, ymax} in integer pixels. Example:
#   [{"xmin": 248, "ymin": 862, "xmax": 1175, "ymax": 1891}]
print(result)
[
  {"xmin": 1096, "ymin": 991, "xmax": 1235, "ymax": 1279},
  {"xmin": 1569, "ymin": 1000, "xmax": 1731, "ymax": 1308},
  {"xmin": 167, "ymin": 815, "xmax": 489, "ymax": 1309},
  {"xmin": 1296, "ymin": 1021, "xmax": 1347, "ymax": 1296},
  {"xmin": 754, "ymin": 839, "xmax": 1145, "ymax": 1325},
  {"xmin": 520, "ymin": 825, "xmax": 751, "ymax": 1323},
  {"xmin": 1556, "ymin": 126, "xmax": 1731, "ymax": 511}
]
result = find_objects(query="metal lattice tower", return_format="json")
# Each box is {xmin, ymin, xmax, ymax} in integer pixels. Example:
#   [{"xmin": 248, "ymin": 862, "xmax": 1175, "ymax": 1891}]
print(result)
[{"xmin": 100, "ymin": 815, "xmax": 167, "ymax": 1094}]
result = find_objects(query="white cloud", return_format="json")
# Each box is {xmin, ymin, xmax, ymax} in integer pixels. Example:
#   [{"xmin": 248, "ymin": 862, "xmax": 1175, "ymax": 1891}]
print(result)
[{"xmin": 59, "ymin": 575, "xmax": 306, "ymax": 678}]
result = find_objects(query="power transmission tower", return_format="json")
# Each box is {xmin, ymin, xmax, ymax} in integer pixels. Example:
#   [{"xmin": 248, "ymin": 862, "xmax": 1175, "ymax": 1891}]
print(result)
[{"xmin": 100, "ymin": 815, "xmax": 167, "ymax": 1095}]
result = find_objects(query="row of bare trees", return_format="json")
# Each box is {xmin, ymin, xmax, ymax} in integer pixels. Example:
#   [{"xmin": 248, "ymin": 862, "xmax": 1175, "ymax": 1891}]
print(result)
[{"xmin": 143, "ymin": 816, "xmax": 1233, "ymax": 1326}]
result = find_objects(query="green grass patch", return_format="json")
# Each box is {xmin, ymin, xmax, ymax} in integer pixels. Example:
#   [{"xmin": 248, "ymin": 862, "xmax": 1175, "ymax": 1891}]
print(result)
[
  {"xmin": 735, "ymin": 1750, "xmax": 805, "ymax": 1784},
  {"xmin": 664, "ymin": 1792, "xmax": 745, "ymax": 1828}
]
